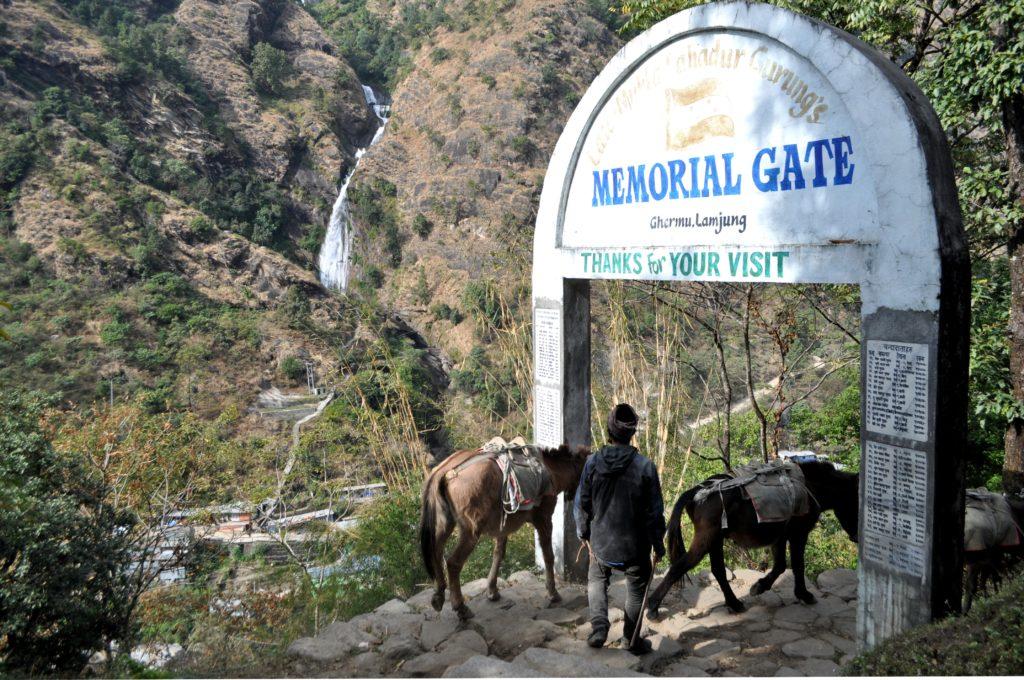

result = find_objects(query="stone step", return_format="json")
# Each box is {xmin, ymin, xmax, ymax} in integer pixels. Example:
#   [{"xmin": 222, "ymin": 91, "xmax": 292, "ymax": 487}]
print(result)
[{"xmin": 284, "ymin": 566, "xmax": 861, "ymax": 678}]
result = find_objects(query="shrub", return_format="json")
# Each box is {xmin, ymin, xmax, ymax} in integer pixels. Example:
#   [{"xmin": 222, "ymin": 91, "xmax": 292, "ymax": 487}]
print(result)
[
  {"xmin": 462, "ymin": 279, "xmax": 516, "ymax": 335},
  {"xmin": 185, "ymin": 216, "xmax": 216, "ymax": 242},
  {"xmin": 250, "ymin": 42, "xmax": 291, "ymax": 96},
  {"xmin": 360, "ymin": 265, "xmax": 385, "ymax": 291},
  {"xmin": 479, "ymin": 73, "xmax": 497, "ymax": 89},
  {"xmin": 0, "ymin": 131, "xmax": 35, "ymax": 189},
  {"xmin": 278, "ymin": 285, "xmax": 311, "ymax": 330},
  {"xmin": 280, "ymin": 356, "xmax": 305, "ymax": 383},
  {"xmin": 413, "ymin": 266, "xmax": 430, "ymax": 305},
  {"xmin": 451, "ymin": 346, "xmax": 520, "ymax": 417},
  {"xmin": 446, "ymin": 92, "xmax": 463, "ymax": 121},
  {"xmin": 430, "ymin": 46, "xmax": 451, "ymax": 64},
  {"xmin": 412, "ymin": 213, "xmax": 433, "ymax": 238},
  {"xmin": 509, "ymin": 134, "xmax": 536, "ymax": 162},
  {"xmin": 430, "ymin": 302, "xmax": 463, "ymax": 325},
  {"xmin": 251, "ymin": 203, "xmax": 283, "ymax": 246},
  {"xmin": 100, "ymin": 318, "xmax": 133, "ymax": 347},
  {"xmin": 130, "ymin": 226, "xmax": 166, "ymax": 277}
]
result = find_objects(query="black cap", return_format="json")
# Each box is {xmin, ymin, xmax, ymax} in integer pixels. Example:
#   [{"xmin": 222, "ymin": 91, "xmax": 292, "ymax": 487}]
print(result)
[{"xmin": 607, "ymin": 403, "xmax": 638, "ymax": 443}]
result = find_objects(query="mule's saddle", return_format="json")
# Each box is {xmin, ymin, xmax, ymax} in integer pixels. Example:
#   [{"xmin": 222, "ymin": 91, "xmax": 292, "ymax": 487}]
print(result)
[
  {"xmin": 694, "ymin": 459, "xmax": 812, "ymax": 527},
  {"xmin": 964, "ymin": 488, "xmax": 1022, "ymax": 552},
  {"xmin": 445, "ymin": 436, "xmax": 553, "ymax": 515}
]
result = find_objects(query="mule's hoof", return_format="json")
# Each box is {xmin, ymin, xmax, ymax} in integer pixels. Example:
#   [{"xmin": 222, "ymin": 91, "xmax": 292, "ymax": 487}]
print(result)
[
  {"xmin": 455, "ymin": 604, "xmax": 475, "ymax": 621},
  {"xmin": 431, "ymin": 592, "xmax": 445, "ymax": 612},
  {"xmin": 728, "ymin": 600, "xmax": 747, "ymax": 614},
  {"xmin": 749, "ymin": 580, "xmax": 768, "ymax": 596},
  {"xmin": 547, "ymin": 592, "xmax": 562, "ymax": 607},
  {"xmin": 796, "ymin": 591, "xmax": 817, "ymax": 605},
  {"xmin": 486, "ymin": 590, "xmax": 501, "ymax": 602},
  {"xmin": 646, "ymin": 607, "xmax": 663, "ymax": 622}
]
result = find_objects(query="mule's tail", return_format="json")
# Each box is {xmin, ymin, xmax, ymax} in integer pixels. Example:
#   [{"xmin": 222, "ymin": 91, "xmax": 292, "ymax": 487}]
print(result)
[
  {"xmin": 667, "ymin": 486, "xmax": 701, "ymax": 563},
  {"xmin": 419, "ymin": 468, "xmax": 453, "ymax": 579}
]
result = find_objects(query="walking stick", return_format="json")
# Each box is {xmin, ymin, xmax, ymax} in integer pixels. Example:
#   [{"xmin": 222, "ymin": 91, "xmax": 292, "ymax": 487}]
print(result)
[{"xmin": 629, "ymin": 552, "xmax": 658, "ymax": 650}]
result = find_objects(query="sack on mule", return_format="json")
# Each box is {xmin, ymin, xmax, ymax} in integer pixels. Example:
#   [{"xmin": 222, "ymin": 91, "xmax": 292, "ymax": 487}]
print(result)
[
  {"xmin": 964, "ymin": 488, "xmax": 1021, "ymax": 552},
  {"xmin": 446, "ymin": 436, "xmax": 552, "ymax": 513},
  {"xmin": 695, "ymin": 459, "xmax": 811, "ymax": 525}
]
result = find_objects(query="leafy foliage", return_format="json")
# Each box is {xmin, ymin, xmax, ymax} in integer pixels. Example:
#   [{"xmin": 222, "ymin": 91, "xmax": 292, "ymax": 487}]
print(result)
[
  {"xmin": 452, "ymin": 345, "xmax": 522, "ymax": 418},
  {"xmin": 0, "ymin": 391, "xmax": 137, "ymax": 674},
  {"xmin": 349, "ymin": 177, "xmax": 403, "ymax": 267},
  {"xmin": 412, "ymin": 212, "xmax": 433, "ymax": 238},
  {"xmin": 788, "ymin": 369, "xmax": 861, "ymax": 467},
  {"xmin": 309, "ymin": 0, "xmax": 451, "ymax": 88},
  {"xmin": 250, "ymin": 42, "xmax": 292, "ymax": 96},
  {"xmin": 967, "ymin": 258, "xmax": 1017, "ymax": 487},
  {"xmin": 0, "ymin": 127, "xmax": 36, "ymax": 189}
]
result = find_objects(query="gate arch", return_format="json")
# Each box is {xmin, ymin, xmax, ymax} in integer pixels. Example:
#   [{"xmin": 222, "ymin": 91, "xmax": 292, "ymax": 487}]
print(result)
[{"xmin": 531, "ymin": 1, "xmax": 969, "ymax": 648}]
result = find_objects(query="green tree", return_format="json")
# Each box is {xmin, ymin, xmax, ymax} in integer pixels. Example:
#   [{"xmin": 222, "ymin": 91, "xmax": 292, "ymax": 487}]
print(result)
[
  {"xmin": 412, "ymin": 212, "xmax": 433, "ymax": 238},
  {"xmin": 250, "ymin": 42, "xmax": 292, "ymax": 96},
  {"xmin": 614, "ymin": 0, "xmax": 1024, "ymax": 492},
  {"xmin": 0, "ymin": 391, "xmax": 137, "ymax": 674},
  {"xmin": 252, "ymin": 203, "xmax": 284, "ymax": 246},
  {"xmin": 0, "ymin": 129, "xmax": 35, "ymax": 189}
]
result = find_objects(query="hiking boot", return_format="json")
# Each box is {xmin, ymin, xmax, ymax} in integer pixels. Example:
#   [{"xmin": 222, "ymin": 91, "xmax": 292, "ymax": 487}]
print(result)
[
  {"xmin": 623, "ymin": 636, "xmax": 653, "ymax": 655},
  {"xmin": 587, "ymin": 628, "xmax": 608, "ymax": 648}
]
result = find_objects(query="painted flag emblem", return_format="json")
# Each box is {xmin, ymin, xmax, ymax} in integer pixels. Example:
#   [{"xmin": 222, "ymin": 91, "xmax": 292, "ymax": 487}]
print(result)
[{"xmin": 665, "ymin": 78, "xmax": 735, "ymax": 149}]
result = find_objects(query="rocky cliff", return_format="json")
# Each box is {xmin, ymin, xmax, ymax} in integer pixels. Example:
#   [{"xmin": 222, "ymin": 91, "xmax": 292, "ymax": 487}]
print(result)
[
  {"xmin": 0, "ymin": 0, "xmax": 378, "ymax": 412},
  {"xmin": 332, "ymin": 0, "xmax": 621, "ymax": 358}
]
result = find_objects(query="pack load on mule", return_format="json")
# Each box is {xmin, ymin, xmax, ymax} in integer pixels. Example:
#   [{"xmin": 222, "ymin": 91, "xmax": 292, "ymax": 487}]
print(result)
[
  {"xmin": 964, "ymin": 488, "xmax": 1022, "ymax": 552},
  {"xmin": 477, "ymin": 436, "xmax": 554, "ymax": 519},
  {"xmin": 645, "ymin": 459, "xmax": 858, "ymax": 619},
  {"xmin": 420, "ymin": 438, "xmax": 590, "ymax": 621},
  {"xmin": 694, "ymin": 459, "xmax": 811, "ymax": 526},
  {"xmin": 962, "ymin": 488, "xmax": 1024, "ymax": 612}
]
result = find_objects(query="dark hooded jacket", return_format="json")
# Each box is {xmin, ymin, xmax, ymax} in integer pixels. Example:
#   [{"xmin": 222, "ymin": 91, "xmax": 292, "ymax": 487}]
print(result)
[{"xmin": 573, "ymin": 444, "xmax": 666, "ymax": 566}]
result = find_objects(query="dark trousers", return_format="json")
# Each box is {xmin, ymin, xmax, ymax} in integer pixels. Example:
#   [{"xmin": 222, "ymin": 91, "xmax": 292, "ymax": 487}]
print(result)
[{"xmin": 587, "ymin": 555, "xmax": 652, "ymax": 641}]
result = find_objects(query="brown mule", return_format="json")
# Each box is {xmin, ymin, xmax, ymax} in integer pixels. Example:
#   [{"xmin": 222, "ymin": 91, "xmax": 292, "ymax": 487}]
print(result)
[{"xmin": 419, "ymin": 445, "xmax": 590, "ymax": 621}]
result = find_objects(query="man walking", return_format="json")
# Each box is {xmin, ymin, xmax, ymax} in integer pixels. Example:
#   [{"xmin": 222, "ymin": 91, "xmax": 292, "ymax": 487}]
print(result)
[{"xmin": 573, "ymin": 403, "xmax": 666, "ymax": 654}]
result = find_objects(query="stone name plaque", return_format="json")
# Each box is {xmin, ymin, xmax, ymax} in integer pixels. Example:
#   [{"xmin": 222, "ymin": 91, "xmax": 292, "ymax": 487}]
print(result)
[
  {"xmin": 863, "ymin": 440, "xmax": 928, "ymax": 578},
  {"xmin": 535, "ymin": 308, "xmax": 561, "ymax": 384},
  {"xmin": 535, "ymin": 385, "xmax": 562, "ymax": 447},
  {"xmin": 866, "ymin": 340, "xmax": 929, "ymax": 442}
]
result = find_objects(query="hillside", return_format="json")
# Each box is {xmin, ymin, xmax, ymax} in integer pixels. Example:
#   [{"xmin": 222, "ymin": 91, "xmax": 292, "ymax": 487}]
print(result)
[
  {"xmin": 344, "ymin": 0, "xmax": 620, "ymax": 356},
  {"xmin": 0, "ymin": 0, "xmax": 379, "ymax": 414},
  {"xmin": 0, "ymin": 0, "xmax": 626, "ymax": 445}
]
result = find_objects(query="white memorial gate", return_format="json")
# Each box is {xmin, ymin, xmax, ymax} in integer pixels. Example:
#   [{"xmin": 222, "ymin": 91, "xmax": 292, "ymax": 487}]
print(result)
[{"xmin": 531, "ymin": 2, "xmax": 969, "ymax": 648}]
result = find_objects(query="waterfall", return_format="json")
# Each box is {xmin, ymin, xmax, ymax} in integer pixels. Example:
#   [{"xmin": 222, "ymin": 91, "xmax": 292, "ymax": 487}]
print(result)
[{"xmin": 318, "ymin": 85, "xmax": 390, "ymax": 291}]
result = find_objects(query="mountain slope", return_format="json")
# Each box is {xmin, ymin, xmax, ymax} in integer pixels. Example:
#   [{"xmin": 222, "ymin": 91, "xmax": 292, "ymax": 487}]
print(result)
[
  {"xmin": 0, "ymin": 0, "xmax": 375, "ymax": 411},
  {"xmin": 327, "ymin": 0, "xmax": 621, "ymax": 356}
]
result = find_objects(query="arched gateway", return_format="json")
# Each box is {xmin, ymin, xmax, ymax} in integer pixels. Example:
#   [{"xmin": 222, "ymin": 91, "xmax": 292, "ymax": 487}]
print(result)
[{"xmin": 531, "ymin": 2, "xmax": 969, "ymax": 648}]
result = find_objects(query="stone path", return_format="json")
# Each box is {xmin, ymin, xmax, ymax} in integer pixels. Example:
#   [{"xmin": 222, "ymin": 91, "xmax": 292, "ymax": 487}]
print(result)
[{"xmin": 286, "ymin": 567, "xmax": 860, "ymax": 677}]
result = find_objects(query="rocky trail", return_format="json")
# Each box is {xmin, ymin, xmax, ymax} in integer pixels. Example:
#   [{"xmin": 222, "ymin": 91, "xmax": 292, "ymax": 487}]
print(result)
[{"xmin": 285, "ymin": 567, "xmax": 860, "ymax": 677}]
